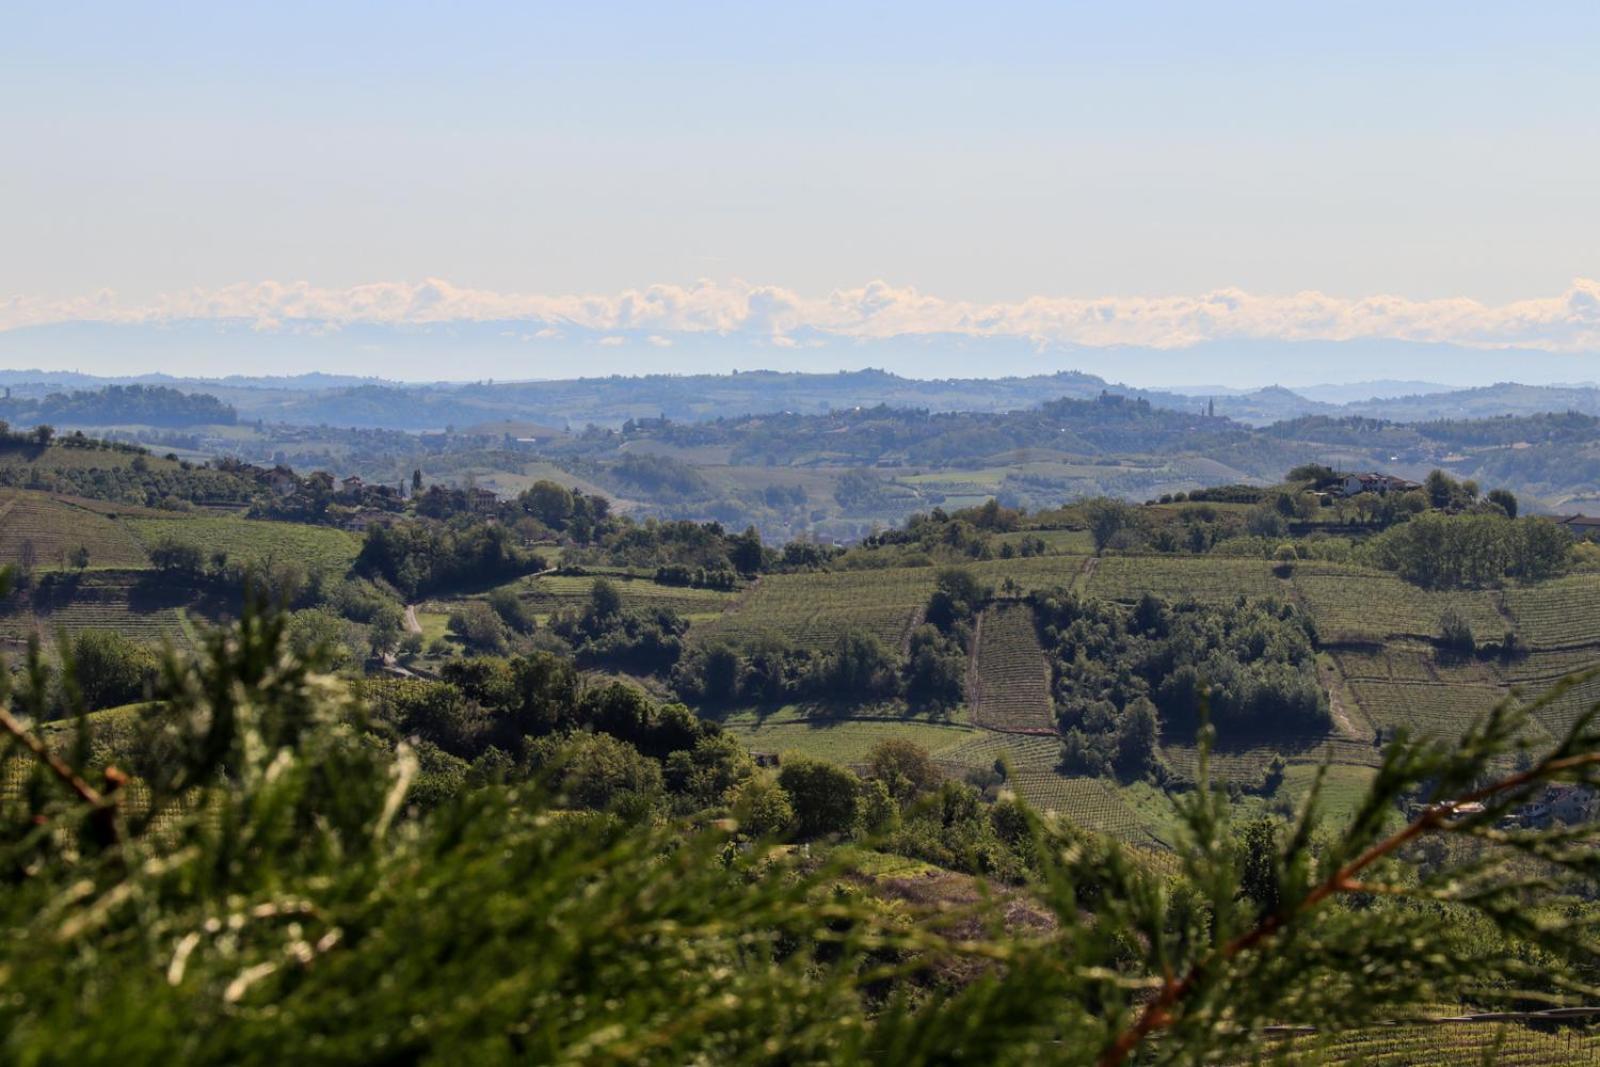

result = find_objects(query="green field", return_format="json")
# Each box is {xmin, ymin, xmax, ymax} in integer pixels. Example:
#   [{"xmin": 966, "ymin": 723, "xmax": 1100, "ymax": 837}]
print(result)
[
  {"xmin": 1504, "ymin": 574, "xmax": 1600, "ymax": 649},
  {"xmin": 719, "ymin": 707, "xmax": 977, "ymax": 766},
  {"xmin": 1085, "ymin": 555, "xmax": 1284, "ymax": 604},
  {"xmin": 0, "ymin": 572, "xmax": 191, "ymax": 648},
  {"xmin": 968, "ymin": 603, "xmax": 1054, "ymax": 732},
  {"xmin": 0, "ymin": 490, "xmax": 151, "ymax": 569},
  {"xmin": 513, "ymin": 572, "xmax": 740, "ymax": 621},
  {"xmin": 1290, "ymin": 563, "xmax": 1507, "ymax": 643},
  {"xmin": 694, "ymin": 567, "xmax": 938, "ymax": 651},
  {"xmin": 126, "ymin": 515, "xmax": 361, "ymax": 575}
]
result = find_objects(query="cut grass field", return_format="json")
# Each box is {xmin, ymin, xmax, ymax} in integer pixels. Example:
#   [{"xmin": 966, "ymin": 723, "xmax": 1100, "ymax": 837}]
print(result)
[
  {"xmin": 126, "ymin": 515, "xmax": 361, "ymax": 576},
  {"xmin": 718, "ymin": 707, "xmax": 977, "ymax": 766},
  {"xmin": 968, "ymin": 603, "xmax": 1054, "ymax": 732},
  {"xmin": 0, "ymin": 490, "xmax": 150, "ymax": 569}
]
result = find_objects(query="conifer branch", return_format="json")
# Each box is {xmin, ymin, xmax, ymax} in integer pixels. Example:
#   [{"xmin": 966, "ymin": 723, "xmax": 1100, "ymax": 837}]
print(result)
[{"xmin": 1096, "ymin": 748, "xmax": 1600, "ymax": 1067}]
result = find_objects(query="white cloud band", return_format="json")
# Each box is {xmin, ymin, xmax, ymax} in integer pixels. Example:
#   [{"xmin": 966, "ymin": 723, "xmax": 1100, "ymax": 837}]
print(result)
[{"xmin": 4, "ymin": 277, "xmax": 1600, "ymax": 352}]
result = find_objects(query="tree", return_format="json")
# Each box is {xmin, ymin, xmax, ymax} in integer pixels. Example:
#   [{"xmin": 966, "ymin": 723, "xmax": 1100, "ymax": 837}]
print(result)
[
  {"xmin": 412, "ymin": 468, "xmax": 423, "ymax": 493},
  {"xmin": 727, "ymin": 775, "xmax": 794, "ymax": 836},
  {"xmin": 1083, "ymin": 497, "xmax": 1136, "ymax": 554},
  {"xmin": 730, "ymin": 526, "xmax": 765, "ymax": 575},
  {"xmin": 67, "ymin": 545, "xmax": 89, "ymax": 572},
  {"xmin": 448, "ymin": 601, "xmax": 510, "ymax": 653},
  {"xmin": 368, "ymin": 602, "xmax": 405, "ymax": 658},
  {"xmin": 589, "ymin": 577, "xmax": 623, "ymax": 619},
  {"xmin": 1487, "ymin": 488, "xmax": 1518, "ymax": 518},
  {"xmin": 68, "ymin": 628, "xmax": 155, "ymax": 709},
  {"xmin": 867, "ymin": 738, "xmax": 941, "ymax": 802},
  {"xmin": 778, "ymin": 756, "xmax": 861, "ymax": 838},
  {"xmin": 148, "ymin": 537, "xmax": 205, "ymax": 578}
]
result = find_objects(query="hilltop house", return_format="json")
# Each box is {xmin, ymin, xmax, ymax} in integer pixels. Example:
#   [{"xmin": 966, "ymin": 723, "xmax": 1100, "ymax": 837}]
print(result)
[
  {"xmin": 1339, "ymin": 472, "xmax": 1420, "ymax": 497},
  {"xmin": 340, "ymin": 475, "xmax": 365, "ymax": 494},
  {"xmin": 469, "ymin": 487, "xmax": 499, "ymax": 513}
]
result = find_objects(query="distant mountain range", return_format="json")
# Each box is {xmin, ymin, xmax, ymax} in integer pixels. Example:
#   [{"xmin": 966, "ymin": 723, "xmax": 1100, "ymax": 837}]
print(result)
[
  {"xmin": 5, "ymin": 362, "xmax": 1600, "ymax": 432},
  {"xmin": 3, "ymin": 318, "xmax": 1598, "ymax": 390}
]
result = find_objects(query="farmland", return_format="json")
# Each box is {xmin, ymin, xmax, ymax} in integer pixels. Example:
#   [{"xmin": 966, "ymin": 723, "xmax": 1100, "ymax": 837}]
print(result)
[
  {"xmin": 1084, "ymin": 555, "xmax": 1283, "ymax": 604},
  {"xmin": 510, "ymin": 572, "xmax": 740, "ymax": 621},
  {"xmin": 718, "ymin": 706, "xmax": 977, "ymax": 766},
  {"xmin": 692, "ymin": 567, "xmax": 938, "ymax": 651},
  {"xmin": 968, "ymin": 603, "xmax": 1054, "ymax": 732},
  {"xmin": 0, "ymin": 490, "xmax": 150, "ymax": 569},
  {"xmin": 1289, "ymin": 563, "xmax": 1507, "ymax": 643},
  {"xmin": 0, "ymin": 572, "xmax": 192, "ymax": 648},
  {"xmin": 126, "ymin": 515, "xmax": 361, "ymax": 576}
]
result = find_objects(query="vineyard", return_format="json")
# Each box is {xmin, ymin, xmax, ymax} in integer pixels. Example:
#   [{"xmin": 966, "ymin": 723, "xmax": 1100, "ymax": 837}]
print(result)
[
  {"xmin": 1504, "ymin": 574, "xmax": 1600, "ymax": 648},
  {"xmin": 1084, "ymin": 555, "xmax": 1283, "ymax": 604},
  {"xmin": 0, "ymin": 490, "xmax": 150, "ymax": 569},
  {"xmin": 692, "ymin": 567, "xmax": 938, "ymax": 650},
  {"xmin": 1007, "ymin": 774, "xmax": 1159, "ymax": 845},
  {"xmin": 0, "ymin": 573, "xmax": 191, "ymax": 647},
  {"xmin": 1246, "ymin": 1020, "xmax": 1600, "ymax": 1065},
  {"xmin": 126, "ymin": 515, "xmax": 361, "ymax": 576},
  {"xmin": 1290, "ymin": 563, "xmax": 1507, "ymax": 643},
  {"xmin": 511, "ymin": 573, "xmax": 739, "ymax": 621},
  {"xmin": 967, "ymin": 603, "xmax": 1055, "ymax": 732}
]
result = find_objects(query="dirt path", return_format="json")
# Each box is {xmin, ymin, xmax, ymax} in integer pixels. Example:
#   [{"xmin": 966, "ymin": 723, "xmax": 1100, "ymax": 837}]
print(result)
[
  {"xmin": 403, "ymin": 604, "xmax": 422, "ymax": 634},
  {"xmin": 1319, "ymin": 657, "xmax": 1369, "ymax": 741},
  {"xmin": 1074, "ymin": 555, "xmax": 1100, "ymax": 594}
]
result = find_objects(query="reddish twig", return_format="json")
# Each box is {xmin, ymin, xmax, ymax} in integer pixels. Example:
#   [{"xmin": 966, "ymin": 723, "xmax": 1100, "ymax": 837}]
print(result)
[{"xmin": 1096, "ymin": 750, "xmax": 1600, "ymax": 1067}]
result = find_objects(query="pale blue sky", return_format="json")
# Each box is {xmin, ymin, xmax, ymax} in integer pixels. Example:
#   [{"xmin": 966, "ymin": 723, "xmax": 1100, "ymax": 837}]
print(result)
[{"xmin": 3, "ymin": 2, "xmax": 1598, "ymax": 316}]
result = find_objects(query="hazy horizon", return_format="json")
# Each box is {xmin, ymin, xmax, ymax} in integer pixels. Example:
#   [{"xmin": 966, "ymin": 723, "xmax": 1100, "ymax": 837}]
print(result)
[{"xmin": 5, "ymin": 3, "xmax": 1599, "ymax": 385}]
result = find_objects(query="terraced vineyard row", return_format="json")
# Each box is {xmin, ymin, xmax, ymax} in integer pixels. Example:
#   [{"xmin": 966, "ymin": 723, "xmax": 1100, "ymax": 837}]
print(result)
[
  {"xmin": 693, "ymin": 568, "xmax": 938, "ymax": 650},
  {"xmin": 967, "ymin": 603, "xmax": 1055, "ymax": 732},
  {"xmin": 0, "ymin": 490, "xmax": 150, "ymax": 569}
]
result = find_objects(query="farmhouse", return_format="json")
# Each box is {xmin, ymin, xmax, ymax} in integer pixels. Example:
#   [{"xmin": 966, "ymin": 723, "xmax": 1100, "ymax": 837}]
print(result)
[
  {"xmin": 469, "ymin": 487, "xmax": 499, "ymax": 512},
  {"xmin": 1553, "ymin": 513, "xmax": 1600, "ymax": 539},
  {"xmin": 1339, "ymin": 472, "xmax": 1420, "ymax": 497}
]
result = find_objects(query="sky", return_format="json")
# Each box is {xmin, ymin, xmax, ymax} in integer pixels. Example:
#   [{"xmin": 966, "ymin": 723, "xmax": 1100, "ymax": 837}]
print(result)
[{"xmin": 3, "ymin": 2, "xmax": 1599, "ymax": 380}]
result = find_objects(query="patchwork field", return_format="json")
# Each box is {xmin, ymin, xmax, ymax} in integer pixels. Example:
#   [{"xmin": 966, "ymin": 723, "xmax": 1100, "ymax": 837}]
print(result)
[
  {"xmin": 968, "ymin": 603, "xmax": 1054, "ymax": 732},
  {"xmin": 126, "ymin": 515, "xmax": 361, "ymax": 576}
]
